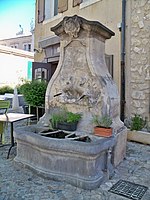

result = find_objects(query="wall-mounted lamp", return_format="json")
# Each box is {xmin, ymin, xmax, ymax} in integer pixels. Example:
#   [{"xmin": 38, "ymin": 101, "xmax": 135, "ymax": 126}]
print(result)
[
  {"xmin": 34, "ymin": 48, "xmax": 43, "ymax": 53},
  {"xmin": 117, "ymin": 22, "xmax": 122, "ymax": 32}
]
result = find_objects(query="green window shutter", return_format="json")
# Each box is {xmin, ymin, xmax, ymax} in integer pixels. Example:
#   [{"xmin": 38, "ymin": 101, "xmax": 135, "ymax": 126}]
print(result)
[
  {"xmin": 73, "ymin": 0, "xmax": 82, "ymax": 7},
  {"xmin": 38, "ymin": 0, "xmax": 45, "ymax": 23},
  {"xmin": 58, "ymin": 0, "xmax": 68, "ymax": 13},
  {"xmin": 27, "ymin": 61, "xmax": 32, "ymax": 80}
]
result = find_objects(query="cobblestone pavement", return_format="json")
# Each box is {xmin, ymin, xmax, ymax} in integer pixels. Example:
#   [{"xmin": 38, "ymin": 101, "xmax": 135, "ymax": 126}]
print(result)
[{"xmin": 0, "ymin": 123, "xmax": 150, "ymax": 200}]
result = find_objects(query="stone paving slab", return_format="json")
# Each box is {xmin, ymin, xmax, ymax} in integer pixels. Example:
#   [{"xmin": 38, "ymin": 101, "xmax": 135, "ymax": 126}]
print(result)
[{"xmin": 0, "ymin": 124, "xmax": 150, "ymax": 200}]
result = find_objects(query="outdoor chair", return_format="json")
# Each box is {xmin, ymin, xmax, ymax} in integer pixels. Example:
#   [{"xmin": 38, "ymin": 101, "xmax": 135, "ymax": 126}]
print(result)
[
  {"xmin": 0, "ymin": 100, "xmax": 10, "ymax": 114},
  {"xmin": 0, "ymin": 100, "xmax": 10, "ymax": 144}
]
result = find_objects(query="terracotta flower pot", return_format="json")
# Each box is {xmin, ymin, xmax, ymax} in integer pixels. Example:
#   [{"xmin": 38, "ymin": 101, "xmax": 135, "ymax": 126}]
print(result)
[{"xmin": 94, "ymin": 126, "xmax": 112, "ymax": 137}]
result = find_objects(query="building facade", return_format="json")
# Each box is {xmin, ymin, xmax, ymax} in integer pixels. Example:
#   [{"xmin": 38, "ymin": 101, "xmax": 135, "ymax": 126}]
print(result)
[
  {"xmin": 0, "ymin": 34, "xmax": 33, "ymax": 52},
  {"xmin": 33, "ymin": 0, "xmax": 150, "ymax": 123}
]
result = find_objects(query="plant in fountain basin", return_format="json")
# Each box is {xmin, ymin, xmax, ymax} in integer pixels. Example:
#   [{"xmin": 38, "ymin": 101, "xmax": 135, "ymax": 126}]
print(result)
[
  {"xmin": 51, "ymin": 108, "xmax": 82, "ymax": 131},
  {"xmin": 92, "ymin": 114, "xmax": 113, "ymax": 137}
]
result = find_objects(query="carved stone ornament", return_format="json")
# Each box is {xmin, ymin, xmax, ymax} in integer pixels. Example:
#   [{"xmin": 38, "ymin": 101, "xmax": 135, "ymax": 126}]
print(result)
[{"xmin": 64, "ymin": 15, "xmax": 80, "ymax": 38}]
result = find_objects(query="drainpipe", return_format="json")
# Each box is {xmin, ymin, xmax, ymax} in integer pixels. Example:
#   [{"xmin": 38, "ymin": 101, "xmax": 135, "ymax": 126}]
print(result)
[{"xmin": 120, "ymin": 0, "xmax": 126, "ymax": 121}]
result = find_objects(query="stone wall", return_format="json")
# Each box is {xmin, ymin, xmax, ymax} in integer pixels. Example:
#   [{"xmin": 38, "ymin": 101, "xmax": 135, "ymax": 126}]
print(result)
[{"xmin": 127, "ymin": 0, "xmax": 150, "ymax": 121}]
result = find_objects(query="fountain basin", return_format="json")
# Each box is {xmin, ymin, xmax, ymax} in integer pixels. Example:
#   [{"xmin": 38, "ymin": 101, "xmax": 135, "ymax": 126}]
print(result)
[{"xmin": 14, "ymin": 125, "xmax": 116, "ymax": 190}]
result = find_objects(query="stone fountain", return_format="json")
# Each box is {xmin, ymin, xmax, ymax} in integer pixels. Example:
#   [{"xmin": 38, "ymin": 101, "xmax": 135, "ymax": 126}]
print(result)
[{"xmin": 14, "ymin": 15, "xmax": 127, "ymax": 190}]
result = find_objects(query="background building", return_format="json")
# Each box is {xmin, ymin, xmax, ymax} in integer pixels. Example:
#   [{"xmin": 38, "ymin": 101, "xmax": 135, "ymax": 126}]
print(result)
[
  {"xmin": 0, "ymin": 24, "xmax": 35, "ymax": 87},
  {"xmin": 0, "ymin": 45, "xmax": 34, "ymax": 88},
  {"xmin": 0, "ymin": 34, "xmax": 33, "ymax": 52},
  {"xmin": 33, "ymin": 0, "xmax": 150, "ymax": 123}
]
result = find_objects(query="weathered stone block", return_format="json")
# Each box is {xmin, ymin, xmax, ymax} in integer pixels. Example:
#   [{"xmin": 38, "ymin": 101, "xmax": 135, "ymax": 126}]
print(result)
[{"xmin": 112, "ymin": 127, "xmax": 127, "ymax": 167}]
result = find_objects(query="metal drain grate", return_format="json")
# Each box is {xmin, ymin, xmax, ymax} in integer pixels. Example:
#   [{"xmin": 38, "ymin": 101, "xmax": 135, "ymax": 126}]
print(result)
[{"xmin": 108, "ymin": 180, "xmax": 148, "ymax": 200}]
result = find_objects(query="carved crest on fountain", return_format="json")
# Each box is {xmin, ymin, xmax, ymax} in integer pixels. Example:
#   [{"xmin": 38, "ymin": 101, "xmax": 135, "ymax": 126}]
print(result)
[{"xmin": 64, "ymin": 15, "xmax": 80, "ymax": 38}]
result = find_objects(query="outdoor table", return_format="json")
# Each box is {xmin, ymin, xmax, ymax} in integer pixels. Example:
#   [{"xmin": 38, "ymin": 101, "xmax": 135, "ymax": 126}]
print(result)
[{"xmin": 0, "ymin": 113, "xmax": 34, "ymax": 158}]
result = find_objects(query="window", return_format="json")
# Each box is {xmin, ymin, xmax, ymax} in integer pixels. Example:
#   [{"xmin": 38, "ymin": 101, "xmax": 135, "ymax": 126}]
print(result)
[
  {"xmin": 23, "ymin": 44, "xmax": 27, "ymax": 51},
  {"xmin": 44, "ymin": 0, "xmax": 58, "ymax": 20},
  {"xmin": 32, "ymin": 62, "xmax": 57, "ymax": 82},
  {"xmin": 23, "ymin": 43, "xmax": 32, "ymax": 51},
  {"xmin": 10, "ymin": 44, "xmax": 18, "ymax": 49},
  {"xmin": 38, "ymin": 0, "xmax": 58, "ymax": 23},
  {"xmin": 28, "ymin": 44, "xmax": 31, "ymax": 52},
  {"xmin": 35, "ymin": 68, "xmax": 47, "ymax": 80},
  {"xmin": 38, "ymin": 0, "xmax": 69, "ymax": 22},
  {"xmin": 80, "ymin": 0, "xmax": 101, "ymax": 9}
]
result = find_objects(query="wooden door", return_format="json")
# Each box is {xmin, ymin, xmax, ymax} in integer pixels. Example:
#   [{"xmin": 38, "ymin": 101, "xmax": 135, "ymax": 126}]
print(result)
[{"xmin": 32, "ymin": 62, "xmax": 57, "ymax": 82}]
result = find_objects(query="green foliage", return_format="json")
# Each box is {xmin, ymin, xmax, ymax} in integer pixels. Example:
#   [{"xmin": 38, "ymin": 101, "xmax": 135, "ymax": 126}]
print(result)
[
  {"xmin": 51, "ymin": 109, "xmax": 82, "ymax": 129},
  {"xmin": 66, "ymin": 112, "xmax": 81, "ymax": 123},
  {"xmin": 92, "ymin": 115, "xmax": 112, "ymax": 128},
  {"xmin": 50, "ymin": 112, "xmax": 63, "ymax": 129},
  {"xmin": 130, "ymin": 114, "xmax": 146, "ymax": 131},
  {"xmin": 0, "ymin": 86, "xmax": 14, "ymax": 95},
  {"xmin": 19, "ymin": 80, "xmax": 47, "ymax": 107}
]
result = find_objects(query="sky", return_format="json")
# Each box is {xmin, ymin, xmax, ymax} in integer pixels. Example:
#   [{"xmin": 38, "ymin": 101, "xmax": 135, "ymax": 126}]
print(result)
[{"xmin": 0, "ymin": 0, "xmax": 35, "ymax": 39}]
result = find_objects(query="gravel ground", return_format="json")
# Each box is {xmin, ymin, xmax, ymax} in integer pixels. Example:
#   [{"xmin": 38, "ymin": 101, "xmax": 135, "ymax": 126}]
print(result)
[{"xmin": 0, "ymin": 122, "xmax": 150, "ymax": 200}]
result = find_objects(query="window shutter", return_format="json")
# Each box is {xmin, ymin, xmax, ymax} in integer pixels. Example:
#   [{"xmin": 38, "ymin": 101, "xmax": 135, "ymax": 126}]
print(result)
[
  {"xmin": 38, "ymin": 0, "xmax": 45, "ymax": 23},
  {"xmin": 105, "ymin": 54, "xmax": 114, "ymax": 78},
  {"xmin": 73, "ymin": 0, "xmax": 83, "ymax": 7},
  {"xmin": 54, "ymin": 0, "xmax": 58, "ymax": 16},
  {"xmin": 58, "ymin": 0, "xmax": 68, "ymax": 13}
]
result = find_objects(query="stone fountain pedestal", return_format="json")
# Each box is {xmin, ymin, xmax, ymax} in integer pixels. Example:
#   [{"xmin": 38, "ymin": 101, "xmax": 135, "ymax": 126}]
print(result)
[{"xmin": 14, "ymin": 15, "xmax": 127, "ymax": 189}]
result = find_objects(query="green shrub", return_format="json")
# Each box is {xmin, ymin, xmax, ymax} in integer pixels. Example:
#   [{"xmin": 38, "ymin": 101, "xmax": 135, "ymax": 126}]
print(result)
[
  {"xmin": 0, "ymin": 86, "xmax": 14, "ymax": 95},
  {"xmin": 19, "ymin": 80, "xmax": 47, "ymax": 107},
  {"xmin": 130, "ymin": 114, "xmax": 146, "ymax": 131}
]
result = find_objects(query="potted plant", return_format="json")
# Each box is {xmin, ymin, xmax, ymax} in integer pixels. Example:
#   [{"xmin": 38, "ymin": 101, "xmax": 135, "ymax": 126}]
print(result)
[
  {"xmin": 130, "ymin": 114, "xmax": 146, "ymax": 131},
  {"xmin": 126, "ymin": 114, "xmax": 150, "ymax": 145},
  {"xmin": 92, "ymin": 115, "xmax": 113, "ymax": 137},
  {"xmin": 51, "ymin": 109, "xmax": 82, "ymax": 131}
]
